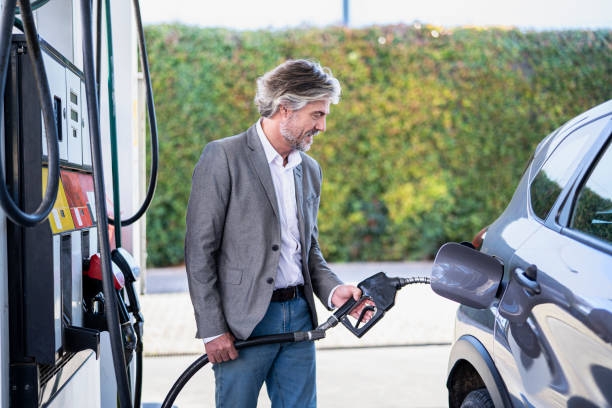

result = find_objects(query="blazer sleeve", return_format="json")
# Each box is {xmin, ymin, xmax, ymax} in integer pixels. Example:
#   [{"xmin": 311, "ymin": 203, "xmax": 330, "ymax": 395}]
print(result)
[
  {"xmin": 308, "ymin": 163, "xmax": 343, "ymax": 310},
  {"xmin": 185, "ymin": 141, "xmax": 230, "ymax": 338}
]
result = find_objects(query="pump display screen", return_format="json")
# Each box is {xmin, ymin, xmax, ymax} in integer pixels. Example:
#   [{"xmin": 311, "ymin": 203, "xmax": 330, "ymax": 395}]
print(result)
[
  {"xmin": 70, "ymin": 91, "xmax": 78, "ymax": 104},
  {"xmin": 71, "ymin": 109, "xmax": 78, "ymax": 122}
]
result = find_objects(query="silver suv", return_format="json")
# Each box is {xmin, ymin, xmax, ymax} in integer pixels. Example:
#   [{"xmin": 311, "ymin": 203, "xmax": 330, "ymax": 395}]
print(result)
[{"xmin": 432, "ymin": 100, "xmax": 612, "ymax": 407}]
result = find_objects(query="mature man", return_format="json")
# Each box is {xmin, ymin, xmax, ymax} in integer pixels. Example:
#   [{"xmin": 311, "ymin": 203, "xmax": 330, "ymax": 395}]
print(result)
[{"xmin": 185, "ymin": 60, "xmax": 365, "ymax": 407}]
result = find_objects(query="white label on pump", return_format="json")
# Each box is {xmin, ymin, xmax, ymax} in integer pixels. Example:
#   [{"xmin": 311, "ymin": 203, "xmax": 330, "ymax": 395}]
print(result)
[
  {"xmin": 74, "ymin": 208, "xmax": 83, "ymax": 226},
  {"xmin": 52, "ymin": 209, "xmax": 62, "ymax": 230},
  {"xmin": 86, "ymin": 191, "xmax": 96, "ymax": 222}
]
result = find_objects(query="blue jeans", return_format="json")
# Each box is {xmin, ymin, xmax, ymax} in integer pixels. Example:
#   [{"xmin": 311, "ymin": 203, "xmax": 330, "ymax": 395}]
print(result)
[{"xmin": 212, "ymin": 293, "xmax": 316, "ymax": 408}]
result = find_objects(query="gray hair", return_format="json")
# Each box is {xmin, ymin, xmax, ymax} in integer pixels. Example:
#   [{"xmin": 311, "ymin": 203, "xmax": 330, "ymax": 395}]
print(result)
[{"xmin": 254, "ymin": 59, "xmax": 341, "ymax": 118}]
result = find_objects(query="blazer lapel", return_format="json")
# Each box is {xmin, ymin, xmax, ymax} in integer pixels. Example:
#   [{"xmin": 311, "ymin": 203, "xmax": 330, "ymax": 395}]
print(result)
[
  {"xmin": 294, "ymin": 163, "xmax": 308, "ymax": 268},
  {"xmin": 245, "ymin": 125, "xmax": 279, "ymax": 219}
]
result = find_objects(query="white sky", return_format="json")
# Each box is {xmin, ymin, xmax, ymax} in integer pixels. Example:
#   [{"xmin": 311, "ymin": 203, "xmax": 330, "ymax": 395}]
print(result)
[{"xmin": 141, "ymin": 0, "xmax": 612, "ymax": 30}]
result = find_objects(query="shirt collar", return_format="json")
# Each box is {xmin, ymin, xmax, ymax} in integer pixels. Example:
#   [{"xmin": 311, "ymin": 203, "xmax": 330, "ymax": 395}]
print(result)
[{"xmin": 256, "ymin": 119, "xmax": 302, "ymax": 169}]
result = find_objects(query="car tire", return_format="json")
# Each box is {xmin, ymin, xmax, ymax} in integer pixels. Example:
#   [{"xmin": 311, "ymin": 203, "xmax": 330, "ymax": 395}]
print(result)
[{"xmin": 460, "ymin": 388, "xmax": 494, "ymax": 408}]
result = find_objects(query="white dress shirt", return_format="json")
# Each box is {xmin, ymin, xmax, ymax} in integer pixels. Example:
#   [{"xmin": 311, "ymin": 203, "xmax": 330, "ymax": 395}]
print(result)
[
  {"xmin": 204, "ymin": 120, "xmax": 338, "ymax": 344},
  {"xmin": 256, "ymin": 119, "xmax": 305, "ymax": 289}
]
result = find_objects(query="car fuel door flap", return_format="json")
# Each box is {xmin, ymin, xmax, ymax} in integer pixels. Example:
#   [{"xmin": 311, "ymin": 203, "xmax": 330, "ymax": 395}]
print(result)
[{"xmin": 431, "ymin": 242, "xmax": 504, "ymax": 309}]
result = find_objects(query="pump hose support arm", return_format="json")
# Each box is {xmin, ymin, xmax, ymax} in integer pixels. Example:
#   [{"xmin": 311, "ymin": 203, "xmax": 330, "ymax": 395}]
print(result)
[
  {"xmin": 0, "ymin": 0, "xmax": 61, "ymax": 227},
  {"xmin": 80, "ymin": 0, "xmax": 133, "ymax": 406},
  {"xmin": 161, "ymin": 273, "xmax": 431, "ymax": 408}
]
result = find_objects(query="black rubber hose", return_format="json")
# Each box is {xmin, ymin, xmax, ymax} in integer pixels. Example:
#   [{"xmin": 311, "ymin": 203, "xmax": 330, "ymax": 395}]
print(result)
[
  {"xmin": 134, "ymin": 348, "xmax": 143, "ymax": 408},
  {"xmin": 79, "ymin": 0, "xmax": 132, "ymax": 406},
  {"xmin": 95, "ymin": 0, "xmax": 101, "ymax": 104},
  {"xmin": 132, "ymin": 300, "xmax": 144, "ymax": 408},
  {"xmin": 0, "ymin": 0, "xmax": 60, "ymax": 227},
  {"xmin": 161, "ymin": 333, "xmax": 297, "ymax": 408},
  {"xmin": 107, "ymin": 0, "xmax": 159, "ymax": 227}
]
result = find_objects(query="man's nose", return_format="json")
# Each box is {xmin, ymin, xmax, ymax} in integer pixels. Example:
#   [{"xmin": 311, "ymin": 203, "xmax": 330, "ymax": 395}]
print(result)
[{"xmin": 316, "ymin": 116, "xmax": 326, "ymax": 132}]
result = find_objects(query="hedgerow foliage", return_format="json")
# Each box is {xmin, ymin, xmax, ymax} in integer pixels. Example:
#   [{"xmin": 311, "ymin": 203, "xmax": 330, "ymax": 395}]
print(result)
[{"xmin": 144, "ymin": 24, "xmax": 612, "ymax": 267}]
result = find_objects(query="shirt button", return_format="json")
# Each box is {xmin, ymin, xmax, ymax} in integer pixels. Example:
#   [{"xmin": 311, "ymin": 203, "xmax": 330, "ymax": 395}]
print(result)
[
  {"xmin": 266, "ymin": 277, "xmax": 274, "ymax": 284},
  {"xmin": 272, "ymin": 244, "xmax": 279, "ymax": 251}
]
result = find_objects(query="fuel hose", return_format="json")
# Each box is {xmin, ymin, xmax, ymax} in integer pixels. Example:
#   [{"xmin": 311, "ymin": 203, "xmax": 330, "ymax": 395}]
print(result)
[
  {"xmin": 79, "ymin": 0, "xmax": 132, "ymax": 406},
  {"xmin": 0, "ymin": 0, "xmax": 60, "ymax": 227},
  {"xmin": 99, "ymin": 0, "xmax": 158, "ymax": 404},
  {"xmin": 106, "ymin": 0, "xmax": 159, "ymax": 228}
]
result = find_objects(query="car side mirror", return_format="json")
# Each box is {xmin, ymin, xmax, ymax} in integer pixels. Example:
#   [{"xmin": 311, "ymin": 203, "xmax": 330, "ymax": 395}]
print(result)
[{"xmin": 431, "ymin": 242, "xmax": 504, "ymax": 309}]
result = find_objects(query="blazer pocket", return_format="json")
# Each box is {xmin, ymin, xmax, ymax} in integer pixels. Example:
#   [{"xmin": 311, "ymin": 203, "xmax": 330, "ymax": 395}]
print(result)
[{"xmin": 219, "ymin": 268, "xmax": 243, "ymax": 285}]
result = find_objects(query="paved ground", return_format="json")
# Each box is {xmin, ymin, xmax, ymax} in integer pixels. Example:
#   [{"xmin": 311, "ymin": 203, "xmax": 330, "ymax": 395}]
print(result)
[
  {"xmin": 139, "ymin": 262, "xmax": 457, "ymax": 407},
  {"xmin": 142, "ymin": 345, "xmax": 450, "ymax": 408}
]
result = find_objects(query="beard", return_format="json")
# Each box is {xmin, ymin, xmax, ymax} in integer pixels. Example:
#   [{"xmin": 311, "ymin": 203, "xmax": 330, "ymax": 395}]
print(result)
[{"xmin": 280, "ymin": 113, "xmax": 319, "ymax": 152}]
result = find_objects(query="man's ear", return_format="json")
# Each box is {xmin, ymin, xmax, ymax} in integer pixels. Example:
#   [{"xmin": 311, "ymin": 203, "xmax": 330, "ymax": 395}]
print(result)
[{"xmin": 279, "ymin": 105, "xmax": 290, "ymax": 119}]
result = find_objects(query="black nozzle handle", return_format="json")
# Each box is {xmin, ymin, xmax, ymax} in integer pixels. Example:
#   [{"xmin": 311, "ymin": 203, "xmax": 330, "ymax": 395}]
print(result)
[
  {"xmin": 315, "ymin": 296, "xmax": 361, "ymax": 332},
  {"xmin": 333, "ymin": 296, "xmax": 359, "ymax": 320},
  {"xmin": 341, "ymin": 307, "xmax": 385, "ymax": 338}
]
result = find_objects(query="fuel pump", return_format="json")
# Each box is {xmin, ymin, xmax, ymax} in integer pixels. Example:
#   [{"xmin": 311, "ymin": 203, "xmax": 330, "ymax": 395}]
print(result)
[
  {"xmin": 0, "ymin": 1, "xmax": 111, "ymax": 406},
  {"xmin": 0, "ymin": 0, "xmax": 159, "ymax": 405}
]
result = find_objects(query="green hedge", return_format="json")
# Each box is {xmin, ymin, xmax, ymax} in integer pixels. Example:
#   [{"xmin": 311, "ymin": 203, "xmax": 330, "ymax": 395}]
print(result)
[{"xmin": 144, "ymin": 24, "xmax": 612, "ymax": 267}]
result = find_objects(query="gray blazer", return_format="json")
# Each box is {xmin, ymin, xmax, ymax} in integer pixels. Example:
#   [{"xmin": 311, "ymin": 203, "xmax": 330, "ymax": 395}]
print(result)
[{"xmin": 185, "ymin": 123, "xmax": 343, "ymax": 340}]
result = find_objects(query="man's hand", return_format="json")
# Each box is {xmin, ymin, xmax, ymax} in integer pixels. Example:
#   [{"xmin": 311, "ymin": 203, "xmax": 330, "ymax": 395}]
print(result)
[
  {"xmin": 331, "ymin": 284, "xmax": 375, "ymax": 321},
  {"xmin": 205, "ymin": 332, "xmax": 238, "ymax": 364}
]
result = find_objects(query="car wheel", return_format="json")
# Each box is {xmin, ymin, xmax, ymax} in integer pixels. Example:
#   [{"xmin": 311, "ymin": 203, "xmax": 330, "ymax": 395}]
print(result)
[{"xmin": 460, "ymin": 388, "xmax": 494, "ymax": 408}]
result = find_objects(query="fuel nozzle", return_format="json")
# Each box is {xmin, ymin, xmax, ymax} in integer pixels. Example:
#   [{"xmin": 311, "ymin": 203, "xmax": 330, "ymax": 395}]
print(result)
[{"xmin": 319, "ymin": 272, "xmax": 431, "ymax": 338}]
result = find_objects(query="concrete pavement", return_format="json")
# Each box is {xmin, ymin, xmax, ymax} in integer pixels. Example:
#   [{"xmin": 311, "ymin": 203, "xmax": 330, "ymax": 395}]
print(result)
[{"xmin": 142, "ymin": 345, "xmax": 450, "ymax": 408}]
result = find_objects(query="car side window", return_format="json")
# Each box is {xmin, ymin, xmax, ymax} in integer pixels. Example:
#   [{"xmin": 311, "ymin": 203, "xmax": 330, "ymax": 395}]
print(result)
[
  {"xmin": 530, "ymin": 118, "xmax": 608, "ymax": 221},
  {"xmin": 570, "ymin": 140, "xmax": 612, "ymax": 244}
]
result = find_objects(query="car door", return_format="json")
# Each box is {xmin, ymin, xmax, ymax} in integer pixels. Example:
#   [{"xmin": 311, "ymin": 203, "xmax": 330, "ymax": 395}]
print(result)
[{"xmin": 493, "ymin": 118, "xmax": 612, "ymax": 407}]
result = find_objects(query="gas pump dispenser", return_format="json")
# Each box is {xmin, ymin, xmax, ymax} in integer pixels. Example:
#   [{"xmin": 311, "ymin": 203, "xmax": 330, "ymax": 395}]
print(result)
[
  {"xmin": 0, "ymin": 0, "xmax": 159, "ymax": 406},
  {"xmin": 5, "ymin": 33, "xmax": 103, "ymax": 406}
]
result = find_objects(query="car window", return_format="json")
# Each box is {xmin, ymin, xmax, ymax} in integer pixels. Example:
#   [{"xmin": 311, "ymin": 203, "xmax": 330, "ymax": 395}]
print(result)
[
  {"xmin": 530, "ymin": 118, "xmax": 608, "ymax": 221},
  {"xmin": 570, "ymin": 140, "xmax": 612, "ymax": 244}
]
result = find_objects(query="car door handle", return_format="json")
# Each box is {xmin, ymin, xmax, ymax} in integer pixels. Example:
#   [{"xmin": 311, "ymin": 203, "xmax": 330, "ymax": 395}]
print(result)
[{"xmin": 514, "ymin": 265, "xmax": 541, "ymax": 295}]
